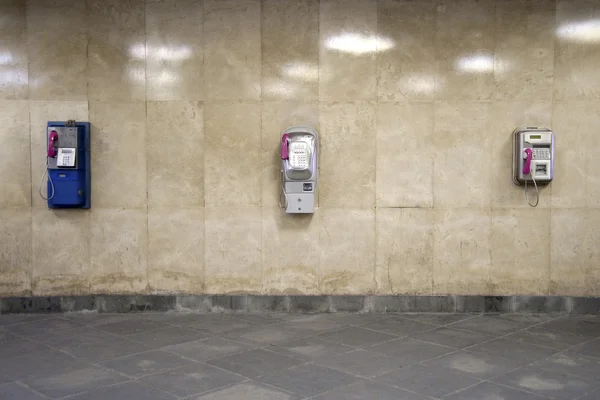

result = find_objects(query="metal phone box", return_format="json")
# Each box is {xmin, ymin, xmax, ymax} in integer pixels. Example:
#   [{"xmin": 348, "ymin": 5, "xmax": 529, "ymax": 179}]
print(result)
[
  {"xmin": 512, "ymin": 127, "xmax": 554, "ymax": 185},
  {"xmin": 280, "ymin": 126, "xmax": 318, "ymax": 214},
  {"xmin": 46, "ymin": 121, "xmax": 91, "ymax": 208}
]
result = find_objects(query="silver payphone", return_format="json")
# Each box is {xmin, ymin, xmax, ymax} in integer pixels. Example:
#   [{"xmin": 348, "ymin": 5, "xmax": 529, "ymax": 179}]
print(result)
[
  {"xmin": 280, "ymin": 126, "xmax": 318, "ymax": 214},
  {"xmin": 512, "ymin": 127, "xmax": 554, "ymax": 207}
]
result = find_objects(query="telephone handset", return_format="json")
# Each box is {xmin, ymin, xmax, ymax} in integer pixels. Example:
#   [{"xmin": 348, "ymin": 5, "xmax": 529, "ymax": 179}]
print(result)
[
  {"xmin": 523, "ymin": 148, "xmax": 532, "ymax": 175},
  {"xmin": 281, "ymin": 133, "xmax": 289, "ymax": 159},
  {"xmin": 47, "ymin": 130, "xmax": 58, "ymax": 158}
]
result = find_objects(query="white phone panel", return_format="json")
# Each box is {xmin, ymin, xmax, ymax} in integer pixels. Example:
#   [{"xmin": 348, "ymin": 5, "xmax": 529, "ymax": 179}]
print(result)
[{"xmin": 56, "ymin": 147, "xmax": 76, "ymax": 167}]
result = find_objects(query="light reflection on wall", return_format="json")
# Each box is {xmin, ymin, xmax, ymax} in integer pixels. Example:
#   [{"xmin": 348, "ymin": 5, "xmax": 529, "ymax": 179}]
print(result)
[
  {"xmin": 455, "ymin": 54, "xmax": 494, "ymax": 73},
  {"xmin": 400, "ymin": 74, "xmax": 435, "ymax": 96},
  {"xmin": 325, "ymin": 33, "xmax": 394, "ymax": 55},
  {"xmin": 281, "ymin": 61, "xmax": 318, "ymax": 82},
  {"xmin": 129, "ymin": 44, "xmax": 192, "ymax": 61},
  {"xmin": 0, "ymin": 52, "xmax": 14, "ymax": 65},
  {"xmin": 263, "ymin": 78, "xmax": 299, "ymax": 99},
  {"xmin": 556, "ymin": 19, "xmax": 600, "ymax": 43},
  {"xmin": 0, "ymin": 69, "xmax": 24, "ymax": 85},
  {"xmin": 127, "ymin": 66, "xmax": 145, "ymax": 82},
  {"xmin": 0, "ymin": 51, "xmax": 24, "ymax": 86},
  {"xmin": 127, "ymin": 44, "xmax": 191, "ymax": 86}
]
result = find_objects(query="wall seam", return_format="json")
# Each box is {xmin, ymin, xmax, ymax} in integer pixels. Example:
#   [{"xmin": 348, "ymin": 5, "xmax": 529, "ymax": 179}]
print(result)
[
  {"xmin": 259, "ymin": 0, "xmax": 264, "ymax": 295},
  {"xmin": 144, "ymin": 0, "xmax": 150, "ymax": 294},
  {"xmin": 548, "ymin": 0, "xmax": 558, "ymax": 296},
  {"xmin": 201, "ymin": 0, "xmax": 207, "ymax": 294}
]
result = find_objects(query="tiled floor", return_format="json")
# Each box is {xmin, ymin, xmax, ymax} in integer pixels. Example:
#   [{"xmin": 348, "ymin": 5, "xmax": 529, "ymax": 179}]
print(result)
[{"xmin": 0, "ymin": 313, "xmax": 599, "ymax": 399}]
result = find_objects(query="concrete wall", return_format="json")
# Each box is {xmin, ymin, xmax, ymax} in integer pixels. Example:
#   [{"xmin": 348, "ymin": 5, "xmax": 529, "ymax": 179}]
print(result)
[{"xmin": 0, "ymin": 0, "xmax": 599, "ymax": 297}]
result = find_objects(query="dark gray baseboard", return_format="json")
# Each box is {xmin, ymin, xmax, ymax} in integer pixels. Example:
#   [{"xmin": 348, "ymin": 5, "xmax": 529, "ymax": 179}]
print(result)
[{"xmin": 1, "ymin": 294, "xmax": 599, "ymax": 314}]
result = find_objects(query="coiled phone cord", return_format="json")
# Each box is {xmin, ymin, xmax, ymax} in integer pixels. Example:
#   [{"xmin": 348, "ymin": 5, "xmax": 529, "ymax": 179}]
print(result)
[
  {"xmin": 278, "ymin": 170, "xmax": 288, "ymax": 210},
  {"xmin": 38, "ymin": 163, "xmax": 55, "ymax": 201},
  {"xmin": 524, "ymin": 173, "xmax": 539, "ymax": 207}
]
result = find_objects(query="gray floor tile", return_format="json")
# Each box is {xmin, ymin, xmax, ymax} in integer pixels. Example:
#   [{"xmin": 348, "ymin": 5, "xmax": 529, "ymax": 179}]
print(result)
[
  {"xmin": 0, "ymin": 314, "xmax": 53, "ymax": 327},
  {"xmin": 127, "ymin": 326, "xmax": 210, "ymax": 348},
  {"xmin": 571, "ymin": 338, "xmax": 600, "ymax": 359},
  {"xmin": 278, "ymin": 314, "xmax": 347, "ymax": 334},
  {"xmin": 66, "ymin": 381, "xmax": 177, "ymax": 400},
  {"xmin": 22, "ymin": 365, "xmax": 128, "ymax": 398},
  {"xmin": 532, "ymin": 351, "xmax": 600, "ymax": 382},
  {"xmin": 496, "ymin": 313, "xmax": 556, "ymax": 325},
  {"xmin": 29, "ymin": 325, "xmax": 117, "ymax": 348},
  {"xmin": 163, "ymin": 337, "xmax": 255, "ymax": 361},
  {"xmin": 2, "ymin": 312, "xmax": 595, "ymax": 400},
  {"xmin": 220, "ymin": 324, "xmax": 306, "ymax": 345},
  {"xmin": 100, "ymin": 350, "xmax": 197, "ymax": 378},
  {"xmin": 574, "ymin": 389, "xmax": 600, "ymax": 400},
  {"xmin": 138, "ymin": 363, "xmax": 244, "ymax": 398},
  {"xmin": 194, "ymin": 382, "xmax": 294, "ymax": 400},
  {"xmin": 0, "ymin": 348, "xmax": 90, "ymax": 383},
  {"xmin": 236, "ymin": 313, "xmax": 299, "ymax": 325},
  {"xmin": 0, "ymin": 329, "xmax": 18, "ymax": 342},
  {"xmin": 363, "ymin": 317, "xmax": 437, "ymax": 337},
  {"xmin": 65, "ymin": 313, "xmax": 145, "ymax": 327},
  {"xmin": 375, "ymin": 364, "xmax": 481, "ymax": 398},
  {"xmin": 268, "ymin": 337, "xmax": 354, "ymax": 361},
  {"xmin": 259, "ymin": 363, "xmax": 358, "ymax": 397},
  {"xmin": 330, "ymin": 313, "xmax": 391, "ymax": 326},
  {"xmin": 507, "ymin": 327, "xmax": 591, "ymax": 351},
  {"xmin": 397, "ymin": 313, "xmax": 473, "ymax": 326},
  {"xmin": 424, "ymin": 350, "xmax": 523, "ymax": 379},
  {"xmin": 312, "ymin": 380, "xmax": 430, "ymax": 400},
  {"xmin": 411, "ymin": 326, "xmax": 494, "ymax": 349},
  {"xmin": 444, "ymin": 381, "xmax": 549, "ymax": 399},
  {"xmin": 187, "ymin": 316, "xmax": 258, "ymax": 334},
  {"xmin": 96, "ymin": 318, "xmax": 168, "ymax": 335},
  {"xmin": 207, "ymin": 348, "xmax": 303, "ymax": 379},
  {"xmin": 162, "ymin": 313, "xmax": 233, "ymax": 326},
  {"xmin": 138, "ymin": 312, "xmax": 188, "ymax": 322},
  {"xmin": 468, "ymin": 338, "xmax": 558, "ymax": 365},
  {"xmin": 0, "ymin": 338, "xmax": 50, "ymax": 359},
  {"xmin": 315, "ymin": 349, "xmax": 402, "ymax": 378},
  {"xmin": 450, "ymin": 315, "xmax": 528, "ymax": 335},
  {"xmin": 5, "ymin": 317, "xmax": 84, "ymax": 336},
  {"xmin": 0, "ymin": 382, "xmax": 48, "ymax": 400},
  {"xmin": 61, "ymin": 335, "xmax": 151, "ymax": 362},
  {"xmin": 369, "ymin": 338, "xmax": 455, "ymax": 365},
  {"xmin": 492, "ymin": 366, "xmax": 598, "ymax": 399},
  {"xmin": 539, "ymin": 316, "xmax": 600, "ymax": 338},
  {"xmin": 317, "ymin": 327, "xmax": 397, "ymax": 347}
]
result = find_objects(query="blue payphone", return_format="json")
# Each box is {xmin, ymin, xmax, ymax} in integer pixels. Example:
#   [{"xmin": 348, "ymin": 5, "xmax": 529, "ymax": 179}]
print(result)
[{"xmin": 40, "ymin": 120, "xmax": 91, "ymax": 209}]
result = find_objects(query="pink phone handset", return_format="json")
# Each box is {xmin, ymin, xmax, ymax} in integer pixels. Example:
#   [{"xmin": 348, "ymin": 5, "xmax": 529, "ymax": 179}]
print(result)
[
  {"xmin": 47, "ymin": 130, "xmax": 58, "ymax": 158},
  {"xmin": 281, "ymin": 133, "xmax": 289, "ymax": 160},
  {"xmin": 523, "ymin": 148, "xmax": 532, "ymax": 175}
]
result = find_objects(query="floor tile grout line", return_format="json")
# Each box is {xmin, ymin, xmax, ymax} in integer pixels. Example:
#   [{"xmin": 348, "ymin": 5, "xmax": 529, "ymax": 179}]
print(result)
[
  {"xmin": 438, "ymin": 380, "xmax": 488, "ymax": 399},
  {"xmin": 178, "ymin": 378, "xmax": 253, "ymax": 400},
  {"xmin": 12, "ymin": 380, "xmax": 52, "ymax": 399},
  {"xmin": 481, "ymin": 380, "xmax": 556, "ymax": 399}
]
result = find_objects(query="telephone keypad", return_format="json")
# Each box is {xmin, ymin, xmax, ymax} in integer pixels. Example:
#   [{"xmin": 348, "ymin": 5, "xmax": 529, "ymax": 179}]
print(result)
[
  {"xmin": 532, "ymin": 148, "xmax": 551, "ymax": 160},
  {"xmin": 290, "ymin": 146, "xmax": 309, "ymax": 169}
]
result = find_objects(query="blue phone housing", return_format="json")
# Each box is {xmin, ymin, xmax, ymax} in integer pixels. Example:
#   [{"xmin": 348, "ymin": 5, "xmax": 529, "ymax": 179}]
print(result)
[{"xmin": 47, "ymin": 121, "xmax": 91, "ymax": 209}]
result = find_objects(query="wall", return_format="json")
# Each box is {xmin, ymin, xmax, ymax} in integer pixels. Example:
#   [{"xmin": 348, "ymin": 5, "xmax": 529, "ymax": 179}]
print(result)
[{"xmin": 0, "ymin": 0, "xmax": 599, "ymax": 297}]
